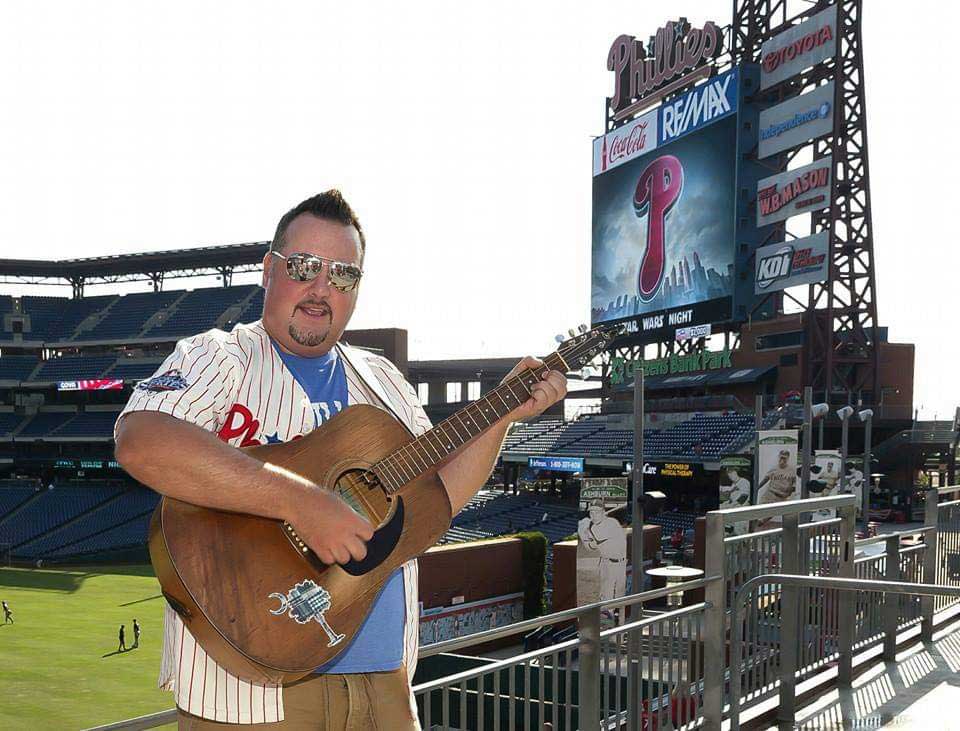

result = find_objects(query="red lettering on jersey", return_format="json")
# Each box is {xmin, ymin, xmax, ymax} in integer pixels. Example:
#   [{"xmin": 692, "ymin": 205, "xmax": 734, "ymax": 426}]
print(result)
[{"xmin": 218, "ymin": 404, "xmax": 262, "ymax": 446}]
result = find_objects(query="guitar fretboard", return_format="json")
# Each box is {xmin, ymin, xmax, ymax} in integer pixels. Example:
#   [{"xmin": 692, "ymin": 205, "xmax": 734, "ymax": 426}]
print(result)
[{"xmin": 373, "ymin": 352, "xmax": 568, "ymax": 493}]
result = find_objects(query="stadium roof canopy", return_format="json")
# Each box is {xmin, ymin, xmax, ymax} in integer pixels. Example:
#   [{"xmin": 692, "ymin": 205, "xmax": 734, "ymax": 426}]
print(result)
[{"xmin": 0, "ymin": 242, "xmax": 269, "ymax": 296}]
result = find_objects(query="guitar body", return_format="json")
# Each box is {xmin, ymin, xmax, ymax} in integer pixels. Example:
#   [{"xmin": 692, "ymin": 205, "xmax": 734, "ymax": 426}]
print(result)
[{"xmin": 148, "ymin": 404, "xmax": 452, "ymax": 685}]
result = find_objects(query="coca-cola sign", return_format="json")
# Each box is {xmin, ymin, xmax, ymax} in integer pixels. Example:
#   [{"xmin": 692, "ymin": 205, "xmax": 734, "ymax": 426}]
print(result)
[
  {"xmin": 607, "ymin": 18, "xmax": 722, "ymax": 121},
  {"xmin": 592, "ymin": 108, "xmax": 659, "ymax": 176}
]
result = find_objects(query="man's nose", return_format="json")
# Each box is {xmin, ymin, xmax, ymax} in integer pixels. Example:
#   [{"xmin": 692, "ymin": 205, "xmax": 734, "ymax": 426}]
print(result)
[{"xmin": 305, "ymin": 270, "xmax": 333, "ymax": 298}]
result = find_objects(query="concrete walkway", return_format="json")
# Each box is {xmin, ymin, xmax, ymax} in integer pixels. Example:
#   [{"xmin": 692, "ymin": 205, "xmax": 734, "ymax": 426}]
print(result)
[{"xmin": 787, "ymin": 618, "xmax": 960, "ymax": 729}]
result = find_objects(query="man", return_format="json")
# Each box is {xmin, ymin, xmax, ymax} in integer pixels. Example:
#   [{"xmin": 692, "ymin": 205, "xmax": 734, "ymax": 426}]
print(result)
[
  {"xmin": 2, "ymin": 600, "xmax": 12, "ymax": 624},
  {"xmin": 114, "ymin": 190, "xmax": 566, "ymax": 729},
  {"xmin": 720, "ymin": 466, "xmax": 750, "ymax": 509},
  {"xmin": 757, "ymin": 449, "xmax": 797, "ymax": 504},
  {"xmin": 118, "ymin": 624, "xmax": 127, "ymax": 653},
  {"xmin": 132, "ymin": 618, "xmax": 141, "ymax": 649},
  {"xmin": 577, "ymin": 500, "xmax": 627, "ymax": 601}
]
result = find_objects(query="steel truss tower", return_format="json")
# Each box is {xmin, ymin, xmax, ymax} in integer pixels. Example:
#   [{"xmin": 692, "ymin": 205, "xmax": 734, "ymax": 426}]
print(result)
[{"xmin": 732, "ymin": 0, "xmax": 880, "ymax": 403}]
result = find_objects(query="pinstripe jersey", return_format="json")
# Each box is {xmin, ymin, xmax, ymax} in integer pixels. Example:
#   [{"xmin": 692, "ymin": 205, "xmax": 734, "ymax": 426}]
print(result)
[{"xmin": 115, "ymin": 320, "xmax": 431, "ymax": 723}]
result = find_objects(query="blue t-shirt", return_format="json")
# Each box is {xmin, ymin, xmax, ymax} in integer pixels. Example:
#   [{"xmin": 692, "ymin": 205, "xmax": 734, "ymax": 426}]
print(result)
[{"xmin": 273, "ymin": 342, "xmax": 406, "ymax": 674}]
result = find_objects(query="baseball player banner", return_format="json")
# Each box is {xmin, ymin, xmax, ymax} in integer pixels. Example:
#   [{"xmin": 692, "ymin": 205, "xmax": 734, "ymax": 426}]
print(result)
[
  {"xmin": 576, "ymin": 496, "xmax": 628, "ymax": 612},
  {"xmin": 808, "ymin": 449, "xmax": 842, "ymax": 520},
  {"xmin": 719, "ymin": 455, "xmax": 752, "ymax": 535},
  {"xmin": 756, "ymin": 430, "xmax": 799, "ymax": 524}
]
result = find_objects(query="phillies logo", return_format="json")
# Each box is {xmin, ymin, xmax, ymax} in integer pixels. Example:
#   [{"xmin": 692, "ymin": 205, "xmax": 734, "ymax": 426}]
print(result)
[
  {"xmin": 218, "ymin": 404, "xmax": 262, "ymax": 446},
  {"xmin": 634, "ymin": 155, "xmax": 683, "ymax": 301}
]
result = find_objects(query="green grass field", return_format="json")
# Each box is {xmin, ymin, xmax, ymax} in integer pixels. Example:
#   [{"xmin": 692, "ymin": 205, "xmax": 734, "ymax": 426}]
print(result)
[{"xmin": 0, "ymin": 564, "xmax": 176, "ymax": 729}]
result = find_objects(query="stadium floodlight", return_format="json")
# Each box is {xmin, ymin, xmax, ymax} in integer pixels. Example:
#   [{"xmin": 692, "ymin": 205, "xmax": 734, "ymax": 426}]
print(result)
[
  {"xmin": 857, "ymin": 409, "xmax": 874, "ymax": 422},
  {"xmin": 836, "ymin": 405, "xmax": 855, "ymax": 420},
  {"xmin": 811, "ymin": 403, "xmax": 830, "ymax": 419}
]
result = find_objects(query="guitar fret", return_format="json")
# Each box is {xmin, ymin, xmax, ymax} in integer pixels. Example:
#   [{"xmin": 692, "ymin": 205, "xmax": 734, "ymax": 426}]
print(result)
[
  {"xmin": 492, "ymin": 388, "xmax": 513, "ymax": 412},
  {"xmin": 388, "ymin": 453, "xmax": 412, "ymax": 485},
  {"xmin": 403, "ymin": 442, "xmax": 430, "ymax": 473},
  {"xmin": 377, "ymin": 458, "xmax": 402, "ymax": 492},
  {"xmin": 442, "ymin": 418, "xmax": 465, "ymax": 447},
  {"xmin": 393, "ymin": 449, "xmax": 417, "ymax": 482},
  {"xmin": 453, "ymin": 412, "xmax": 473, "ymax": 442},
  {"xmin": 504, "ymin": 379, "xmax": 526, "ymax": 403},
  {"xmin": 410, "ymin": 438, "xmax": 435, "ymax": 470},
  {"xmin": 421, "ymin": 432, "xmax": 444, "ymax": 461}
]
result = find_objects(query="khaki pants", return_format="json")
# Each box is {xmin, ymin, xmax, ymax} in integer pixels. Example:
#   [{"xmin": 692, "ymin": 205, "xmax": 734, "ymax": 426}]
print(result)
[{"xmin": 177, "ymin": 669, "xmax": 420, "ymax": 731}]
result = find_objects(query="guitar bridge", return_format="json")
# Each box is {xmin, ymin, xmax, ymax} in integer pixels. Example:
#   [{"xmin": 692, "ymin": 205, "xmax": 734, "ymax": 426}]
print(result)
[{"xmin": 282, "ymin": 522, "xmax": 310, "ymax": 555}]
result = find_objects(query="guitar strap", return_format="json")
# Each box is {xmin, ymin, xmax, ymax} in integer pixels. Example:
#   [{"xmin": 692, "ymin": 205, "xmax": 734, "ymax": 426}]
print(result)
[{"xmin": 335, "ymin": 341, "xmax": 416, "ymax": 438}]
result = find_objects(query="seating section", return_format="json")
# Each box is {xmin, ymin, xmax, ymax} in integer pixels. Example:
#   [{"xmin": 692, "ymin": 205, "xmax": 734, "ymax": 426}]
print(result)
[
  {"xmin": 79, "ymin": 290, "xmax": 181, "ymax": 341},
  {"xmin": 33, "ymin": 355, "xmax": 117, "ymax": 382},
  {"xmin": 18, "ymin": 412, "xmax": 75, "ymax": 437},
  {"xmin": 0, "ymin": 355, "xmax": 39, "ymax": 380},
  {"xmin": 0, "ymin": 481, "xmax": 36, "ymax": 521},
  {"xmin": 16, "ymin": 487, "xmax": 158, "ymax": 559},
  {"xmin": 440, "ymin": 490, "xmax": 579, "ymax": 545},
  {"xmin": 503, "ymin": 413, "xmax": 759, "ymax": 461},
  {"xmin": 45, "ymin": 512, "xmax": 152, "ymax": 558},
  {"xmin": 648, "ymin": 510, "xmax": 698, "ymax": 536},
  {"xmin": 0, "ymin": 412, "xmax": 24, "ymax": 437},
  {"xmin": 20, "ymin": 295, "xmax": 116, "ymax": 341},
  {"xmin": 145, "ymin": 285, "xmax": 256, "ymax": 338},
  {"xmin": 0, "ymin": 484, "xmax": 121, "ymax": 547},
  {"xmin": 54, "ymin": 411, "xmax": 121, "ymax": 438},
  {"xmin": 233, "ymin": 287, "xmax": 264, "ymax": 327},
  {"xmin": 108, "ymin": 359, "xmax": 165, "ymax": 380}
]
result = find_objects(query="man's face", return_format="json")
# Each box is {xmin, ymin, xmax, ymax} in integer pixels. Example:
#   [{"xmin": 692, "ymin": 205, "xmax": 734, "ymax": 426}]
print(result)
[
  {"xmin": 778, "ymin": 454, "xmax": 789, "ymax": 468},
  {"xmin": 261, "ymin": 214, "xmax": 363, "ymax": 357},
  {"xmin": 589, "ymin": 505, "xmax": 603, "ymax": 523}
]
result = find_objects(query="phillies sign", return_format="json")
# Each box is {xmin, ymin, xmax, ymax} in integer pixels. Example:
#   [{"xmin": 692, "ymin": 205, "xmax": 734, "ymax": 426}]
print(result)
[
  {"xmin": 592, "ymin": 108, "xmax": 658, "ymax": 176},
  {"xmin": 760, "ymin": 6, "xmax": 838, "ymax": 90},
  {"xmin": 607, "ymin": 18, "xmax": 722, "ymax": 120},
  {"xmin": 756, "ymin": 157, "xmax": 833, "ymax": 226}
]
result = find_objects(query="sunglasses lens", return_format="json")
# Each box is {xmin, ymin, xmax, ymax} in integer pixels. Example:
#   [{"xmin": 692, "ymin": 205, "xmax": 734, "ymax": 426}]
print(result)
[
  {"xmin": 329, "ymin": 263, "xmax": 361, "ymax": 292},
  {"xmin": 286, "ymin": 254, "xmax": 321, "ymax": 282}
]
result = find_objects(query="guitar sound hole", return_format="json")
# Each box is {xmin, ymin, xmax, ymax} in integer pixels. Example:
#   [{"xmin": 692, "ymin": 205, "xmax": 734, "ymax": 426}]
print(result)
[{"xmin": 335, "ymin": 469, "xmax": 390, "ymax": 528}]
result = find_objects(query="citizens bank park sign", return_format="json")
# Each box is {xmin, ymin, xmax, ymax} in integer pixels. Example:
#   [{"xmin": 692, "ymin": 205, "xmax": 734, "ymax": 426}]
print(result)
[{"xmin": 756, "ymin": 157, "xmax": 832, "ymax": 227}]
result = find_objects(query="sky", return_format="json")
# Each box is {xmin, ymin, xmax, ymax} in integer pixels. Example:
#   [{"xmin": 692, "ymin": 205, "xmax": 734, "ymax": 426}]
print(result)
[{"xmin": 0, "ymin": 1, "xmax": 956, "ymax": 418}]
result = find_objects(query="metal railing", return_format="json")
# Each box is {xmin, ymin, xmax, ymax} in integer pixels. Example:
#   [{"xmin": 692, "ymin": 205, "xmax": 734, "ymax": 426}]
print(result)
[{"xmin": 91, "ymin": 489, "xmax": 960, "ymax": 731}]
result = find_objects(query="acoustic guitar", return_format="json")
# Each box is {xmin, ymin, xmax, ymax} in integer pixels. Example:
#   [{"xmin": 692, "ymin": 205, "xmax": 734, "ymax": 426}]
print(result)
[{"xmin": 148, "ymin": 324, "xmax": 618, "ymax": 684}]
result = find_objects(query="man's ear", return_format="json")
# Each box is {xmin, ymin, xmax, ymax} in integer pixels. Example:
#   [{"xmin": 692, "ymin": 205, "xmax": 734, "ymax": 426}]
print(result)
[{"xmin": 261, "ymin": 253, "xmax": 271, "ymax": 289}]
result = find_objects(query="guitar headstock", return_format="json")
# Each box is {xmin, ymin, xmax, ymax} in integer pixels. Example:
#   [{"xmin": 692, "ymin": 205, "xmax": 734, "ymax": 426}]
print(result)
[{"xmin": 554, "ymin": 323, "xmax": 623, "ymax": 371}]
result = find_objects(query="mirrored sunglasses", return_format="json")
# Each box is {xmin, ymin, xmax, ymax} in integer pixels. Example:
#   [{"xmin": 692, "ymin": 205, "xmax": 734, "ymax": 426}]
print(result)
[{"xmin": 269, "ymin": 251, "xmax": 363, "ymax": 292}]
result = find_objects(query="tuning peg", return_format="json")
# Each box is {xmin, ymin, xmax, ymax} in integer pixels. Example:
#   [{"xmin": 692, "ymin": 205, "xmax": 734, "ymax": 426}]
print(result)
[
  {"xmin": 555, "ymin": 334, "xmax": 565, "ymax": 343},
  {"xmin": 578, "ymin": 324, "xmax": 588, "ymax": 333},
  {"xmin": 568, "ymin": 329, "xmax": 576, "ymax": 338}
]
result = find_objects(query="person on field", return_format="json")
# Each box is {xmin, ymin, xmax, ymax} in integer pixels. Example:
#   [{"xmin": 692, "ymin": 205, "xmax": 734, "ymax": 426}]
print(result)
[
  {"xmin": 133, "ymin": 618, "xmax": 141, "ymax": 648},
  {"xmin": 118, "ymin": 624, "xmax": 127, "ymax": 652},
  {"xmin": 2, "ymin": 600, "xmax": 12, "ymax": 624}
]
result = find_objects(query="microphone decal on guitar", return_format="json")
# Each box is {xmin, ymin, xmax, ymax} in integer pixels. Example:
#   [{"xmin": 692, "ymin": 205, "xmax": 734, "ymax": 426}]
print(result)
[{"xmin": 268, "ymin": 580, "xmax": 346, "ymax": 648}]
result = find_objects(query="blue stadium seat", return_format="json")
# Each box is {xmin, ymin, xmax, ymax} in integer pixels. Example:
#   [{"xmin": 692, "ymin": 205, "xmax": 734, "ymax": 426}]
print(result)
[{"xmin": 0, "ymin": 484, "xmax": 121, "ymax": 547}]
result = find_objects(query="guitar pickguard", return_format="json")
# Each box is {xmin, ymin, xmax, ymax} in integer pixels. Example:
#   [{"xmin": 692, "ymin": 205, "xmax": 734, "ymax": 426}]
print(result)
[{"xmin": 340, "ymin": 497, "xmax": 405, "ymax": 576}]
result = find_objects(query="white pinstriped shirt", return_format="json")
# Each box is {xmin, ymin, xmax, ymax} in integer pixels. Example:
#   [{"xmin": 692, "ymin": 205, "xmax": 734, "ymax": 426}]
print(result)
[{"xmin": 116, "ymin": 320, "xmax": 430, "ymax": 723}]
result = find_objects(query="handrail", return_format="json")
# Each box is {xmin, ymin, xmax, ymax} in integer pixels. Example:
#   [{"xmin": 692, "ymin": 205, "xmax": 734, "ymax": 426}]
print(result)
[
  {"xmin": 854, "ymin": 526, "xmax": 933, "ymax": 548},
  {"xmin": 710, "ymin": 494, "xmax": 856, "ymax": 525},
  {"xmin": 728, "ymin": 573, "xmax": 960, "ymax": 731},
  {"xmin": 936, "ymin": 485, "xmax": 960, "ymax": 496},
  {"xmin": 418, "ymin": 575, "xmax": 716, "ymax": 658}
]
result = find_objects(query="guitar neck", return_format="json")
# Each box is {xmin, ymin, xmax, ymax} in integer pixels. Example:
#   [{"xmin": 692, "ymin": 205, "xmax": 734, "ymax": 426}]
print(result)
[{"xmin": 373, "ymin": 351, "xmax": 569, "ymax": 493}]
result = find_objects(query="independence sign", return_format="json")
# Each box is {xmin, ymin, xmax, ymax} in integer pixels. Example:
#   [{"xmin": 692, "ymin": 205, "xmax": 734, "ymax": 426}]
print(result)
[
  {"xmin": 529, "ymin": 456, "xmax": 584, "ymax": 473},
  {"xmin": 758, "ymin": 82, "xmax": 834, "ymax": 159},
  {"xmin": 756, "ymin": 157, "xmax": 832, "ymax": 226}
]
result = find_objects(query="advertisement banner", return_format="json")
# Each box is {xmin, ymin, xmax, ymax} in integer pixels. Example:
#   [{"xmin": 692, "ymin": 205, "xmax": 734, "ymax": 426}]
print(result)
[
  {"xmin": 528, "ymin": 456, "xmax": 584, "ymax": 473},
  {"xmin": 756, "ymin": 157, "xmax": 833, "ymax": 227},
  {"xmin": 658, "ymin": 67, "xmax": 739, "ymax": 145},
  {"xmin": 592, "ymin": 103, "xmax": 738, "ymax": 340},
  {"xmin": 579, "ymin": 477, "xmax": 628, "ymax": 511},
  {"xmin": 593, "ymin": 108, "xmax": 658, "ymax": 176},
  {"xmin": 756, "ymin": 430, "xmax": 799, "ymax": 524},
  {"xmin": 809, "ymin": 449, "xmax": 843, "ymax": 520},
  {"xmin": 577, "ymin": 497, "xmax": 628, "ymax": 606},
  {"xmin": 58, "ymin": 379, "xmax": 124, "ymax": 391},
  {"xmin": 675, "ymin": 323, "xmax": 711, "ymax": 342},
  {"xmin": 758, "ymin": 82, "xmax": 834, "ymax": 159},
  {"xmin": 720, "ymin": 455, "xmax": 753, "ymax": 535},
  {"xmin": 755, "ymin": 231, "xmax": 829, "ymax": 294},
  {"xmin": 760, "ymin": 5, "xmax": 838, "ymax": 90}
]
